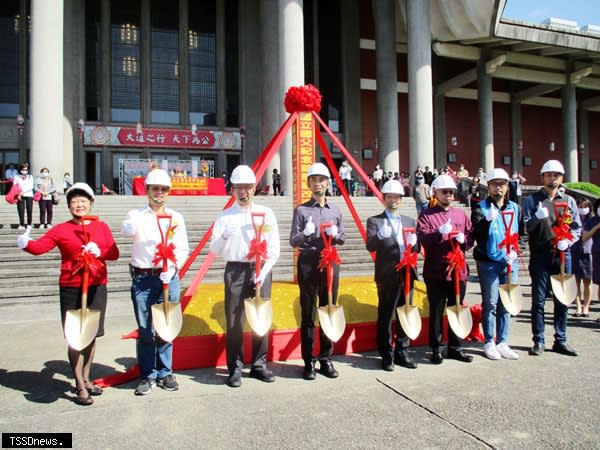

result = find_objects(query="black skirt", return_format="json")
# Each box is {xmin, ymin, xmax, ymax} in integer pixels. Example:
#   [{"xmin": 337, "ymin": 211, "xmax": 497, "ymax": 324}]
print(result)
[{"xmin": 59, "ymin": 285, "xmax": 107, "ymax": 337}]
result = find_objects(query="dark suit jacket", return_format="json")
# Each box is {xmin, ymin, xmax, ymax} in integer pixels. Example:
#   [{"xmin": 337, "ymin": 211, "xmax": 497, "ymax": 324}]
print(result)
[{"xmin": 366, "ymin": 211, "xmax": 419, "ymax": 283}]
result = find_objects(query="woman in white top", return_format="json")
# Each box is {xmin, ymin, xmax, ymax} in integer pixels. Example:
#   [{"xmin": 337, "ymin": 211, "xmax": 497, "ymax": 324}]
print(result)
[
  {"xmin": 12, "ymin": 163, "xmax": 34, "ymax": 230},
  {"xmin": 36, "ymin": 167, "xmax": 57, "ymax": 228}
]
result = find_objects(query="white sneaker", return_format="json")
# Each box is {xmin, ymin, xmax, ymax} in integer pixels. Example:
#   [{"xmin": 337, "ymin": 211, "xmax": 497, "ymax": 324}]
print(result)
[
  {"xmin": 17, "ymin": 226, "xmax": 24, "ymax": 231},
  {"xmin": 496, "ymin": 342, "xmax": 519, "ymax": 360},
  {"xmin": 483, "ymin": 342, "xmax": 501, "ymax": 360}
]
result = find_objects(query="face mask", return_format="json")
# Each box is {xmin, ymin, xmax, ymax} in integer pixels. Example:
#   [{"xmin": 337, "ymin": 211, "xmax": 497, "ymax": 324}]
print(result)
[
  {"xmin": 20, "ymin": 170, "xmax": 27, "ymax": 175},
  {"xmin": 41, "ymin": 172, "xmax": 49, "ymax": 177},
  {"xmin": 578, "ymin": 208, "xmax": 589, "ymax": 216}
]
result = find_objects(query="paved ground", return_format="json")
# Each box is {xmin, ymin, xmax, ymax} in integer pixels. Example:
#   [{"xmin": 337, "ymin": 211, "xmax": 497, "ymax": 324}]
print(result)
[{"xmin": 1, "ymin": 278, "xmax": 600, "ymax": 449}]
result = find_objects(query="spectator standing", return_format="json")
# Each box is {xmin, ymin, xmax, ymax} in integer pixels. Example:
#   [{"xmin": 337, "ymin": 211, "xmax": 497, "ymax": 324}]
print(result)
[
  {"xmin": 4, "ymin": 163, "xmax": 17, "ymax": 194},
  {"xmin": 13, "ymin": 163, "xmax": 35, "ymax": 230},
  {"xmin": 338, "ymin": 160, "xmax": 353, "ymax": 196},
  {"xmin": 508, "ymin": 171, "xmax": 527, "ymax": 205},
  {"xmin": 572, "ymin": 199, "xmax": 593, "ymax": 317},
  {"xmin": 583, "ymin": 198, "xmax": 600, "ymax": 322},
  {"xmin": 63, "ymin": 172, "xmax": 73, "ymax": 194},
  {"xmin": 272, "ymin": 168, "xmax": 282, "ymax": 196},
  {"xmin": 373, "ymin": 164, "xmax": 383, "ymax": 189},
  {"xmin": 35, "ymin": 167, "xmax": 57, "ymax": 229},
  {"xmin": 423, "ymin": 166, "xmax": 434, "ymax": 185}
]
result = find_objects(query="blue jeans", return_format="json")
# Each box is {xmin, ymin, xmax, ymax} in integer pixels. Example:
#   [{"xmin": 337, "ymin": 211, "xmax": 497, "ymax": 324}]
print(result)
[
  {"xmin": 416, "ymin": 202, "xmax": 428, "ymax": 215},
  {"xmin": 529, "ymin": 251, "xmax": 570, "ymax": 345},
  {"xmin": 476, "ymin": 260, "xmax": 517, "ymax": 344},
  {"xmin": 131, "ymin": 273, "xmax": 180, "ymax": 379}
]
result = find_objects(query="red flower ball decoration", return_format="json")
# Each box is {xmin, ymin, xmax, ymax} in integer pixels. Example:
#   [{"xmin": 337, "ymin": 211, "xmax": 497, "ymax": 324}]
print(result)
[{"xmin": 284, "ymin": 84, "xmax": 322, "ymax": 113}]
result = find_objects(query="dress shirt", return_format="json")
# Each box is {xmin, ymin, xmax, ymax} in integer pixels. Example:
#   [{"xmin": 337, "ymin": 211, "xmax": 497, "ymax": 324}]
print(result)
[
  {"xmin": 122, "ymin": 206, "xmax": 189, "ymax": 269},
  {"xmin": 385, "ymin": 210, "xmax": 405, "ymax": 254},
  {"xmin": 289, "ymin": 198, "xmax": 345, "ymax": 252}
]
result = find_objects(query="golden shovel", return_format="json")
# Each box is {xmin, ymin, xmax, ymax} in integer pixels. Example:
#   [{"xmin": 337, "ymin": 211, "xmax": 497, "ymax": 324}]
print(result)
[
  {"xmin": 498, "ymin": 211, "xmax": 523, "ymax": 316},
  {"xmin": 65, "ymin": 216, "xmax": 101, "ymax": 351},
  {"xmin": 549, "ymin": 202, "xmax": 578, "ymax": 306},
  {"xmin": 396, "ymin": 228, "xmax": 422, "ymax": 340},
  {"xmin": 317, "ymin": 223, "xmax": 346, "ymax": 342},
  {"xmin": 445, "ymin": 232, "xmax": 473, "ymax": 339},
  {"xmin": 151, "ymin": 214, "xmax": 183, "ymax": 343},
  {"xmin": 244, "ymin": 212, "xmax": 273, "ymax": 337}
]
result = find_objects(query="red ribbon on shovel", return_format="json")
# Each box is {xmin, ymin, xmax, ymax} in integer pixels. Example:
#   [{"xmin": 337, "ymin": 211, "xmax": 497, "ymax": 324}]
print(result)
[
  {"xmin": 318, "ymin": 222, "xmax": 342, "ymax": 271},
  {"xmin": 71, "ymin": 216, "xmax": 103, "ymax": 278}
]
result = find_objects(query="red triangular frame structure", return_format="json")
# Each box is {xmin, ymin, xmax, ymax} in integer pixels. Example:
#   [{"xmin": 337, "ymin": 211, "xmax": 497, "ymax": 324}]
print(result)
[{"xmin": 94, "ymin": 110, "xmax": 385, "ymax": 387}]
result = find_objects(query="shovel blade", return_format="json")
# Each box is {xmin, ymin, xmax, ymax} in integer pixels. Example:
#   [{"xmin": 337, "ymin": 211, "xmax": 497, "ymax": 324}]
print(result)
[
  {"xmin": 396, "ymin": 305, "xmax": 422, "ymax": 340},
  {"xmin": 317, "ymin": 305, "xmax": 346, "ymax": 342},
  {"xmin": 498, "ymin": 282, "xmax": 523, "ymax": 316},
  {"xmin": 550, "ymin": 273, "xmax": 578, "ymax": 306},
  {"xmin": 446, "ymin": 305, "xmax": 473, "ymax": 340},
  {"xmin": 151, "ymin": 301, "xmax": 183, "ymax": 343},
  {"xmin": 244, "ymin": 297, "xmax": 273, "ymax": 337},
  {"xmin": 64, "ymin": 308, "xmax": 101, "ymax": 351}
]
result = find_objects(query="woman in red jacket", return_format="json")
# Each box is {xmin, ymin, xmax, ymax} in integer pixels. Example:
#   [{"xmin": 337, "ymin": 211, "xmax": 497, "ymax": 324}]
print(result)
[{"xmin": 16, "ymin": 182, "xmax": 119, "ymax": 406}]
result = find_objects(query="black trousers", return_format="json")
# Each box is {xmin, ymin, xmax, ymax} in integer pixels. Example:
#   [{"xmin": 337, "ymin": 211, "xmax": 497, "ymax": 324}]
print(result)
[
  {"xmin": 39, "ymin": 199, "xmax": 53, "ymax": 225},
  {"xmin": 16, "ymin": 197, "xmax": 33, "ymax": 226},
  {"xmin": 376, "ymin": 276, "xmax": 411, "ymax": 363},
  {"xmin": 224, "ymin": 262, "xmax": 271, "ymax": 374},
  {"xmin": 297, "ymin": 253, "xmax": 339, "ymax": 365},
  {"xmin": 424, "ymin": 278, "xmax": 466, "ymax": 352}
]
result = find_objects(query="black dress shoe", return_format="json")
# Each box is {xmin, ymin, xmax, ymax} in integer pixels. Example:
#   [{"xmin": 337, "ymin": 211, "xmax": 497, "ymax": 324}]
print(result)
[
  {"xmin": 303, "ymin": 363, "xmax": 316, "ymax": 380},
  {"xmin": 446, "ymin": 349, "xmax": 473, "ymax": 363},
  {"xmin": 250, "ymin": 367, "xmax": 275, "ymax": 383},
  {"xmin": 529, "ymin": 342, "xmax": 545, "ymax": 356},
  {"xmin": 226, "ymin": 370, "xmax": 242, "ymax": 388},
  {"xmin": 430, "ymin": 352, "xmax": 443, "ymax": 365},
  {"xmin": 382, "ymin": 360, "xmax": 394, "ymax": 372},
  {"xmin": 319, "ymin": 361, "xmax": 339, "ymax": 378},
  {"xmin": 552, "ymin": 342, "xmax": 578, "ymax": 356},
  {"xmin": 394, "ymin": 355, "xmax": 418, "ymax": 369}
]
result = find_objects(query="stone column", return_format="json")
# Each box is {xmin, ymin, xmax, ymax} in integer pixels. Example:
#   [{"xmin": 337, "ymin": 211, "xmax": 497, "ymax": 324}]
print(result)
[
  {"xmin": 407, "ymin": 0, "xmax": 434, "ymax": 172},
  {"xmin": 278, "ymin": 0, "xmax": 304, "ymax": 195},
  {"xmin": 562, "ymin": 83, "xmax": 578, "ymax": 182},
  {"xmin": 477, "ymin": 56, "xmax": 494, "ymax": 173},
  {"xmin": 30, "ymin": 0, "xmax": 64, "ymax": 178},
  {"xmin": 374, "ymin": 0, "xmax": 398, "ymax": 173}
]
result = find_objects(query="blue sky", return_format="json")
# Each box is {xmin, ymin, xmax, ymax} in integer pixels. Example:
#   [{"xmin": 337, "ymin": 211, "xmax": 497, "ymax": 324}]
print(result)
[{"xmin": 502, "ymin": 0, "xmax": 600, "ymax": 27}]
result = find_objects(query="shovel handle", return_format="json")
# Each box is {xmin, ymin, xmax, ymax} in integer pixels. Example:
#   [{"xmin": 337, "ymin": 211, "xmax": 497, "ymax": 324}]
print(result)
[
  {"xmin": 156, "ymin": 215, "xmax": 173, "ymax": 302},
  {"xmin": 448, "ymin": 231, "xmax": 462, "ymax": 307},
  {"xmin": 320, "ymin": 223, "xmax": 335, "ymax": 306},
  {"xmin": 251, "ymin": 212, "xmax": 266, "ymax": 279},
  {"xmin": 501, "ymin": 211, "xmax": 515, "ymax": 276},
  {"xmin": 552, "ymin": 201, "xmax": 569, "ymax": 226},
  {"xmin": 402, "ymin": 227, "xmax": 415, "ymax": 299}
]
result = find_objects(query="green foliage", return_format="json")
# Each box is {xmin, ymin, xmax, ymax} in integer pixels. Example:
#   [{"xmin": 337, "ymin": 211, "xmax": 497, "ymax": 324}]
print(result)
[{"xmin": 565, "ymin": 182, "xmax": 600, "ymax": 196}]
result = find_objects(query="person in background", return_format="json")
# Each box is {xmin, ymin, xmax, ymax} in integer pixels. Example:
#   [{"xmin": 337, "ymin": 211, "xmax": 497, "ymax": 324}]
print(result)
[
  {"xmin": 373, "ymin": 164, "xmax": 383, "ymax": 190},
  {"xmin": 13, "ymin": 163, "xmax": 35, "ymax": 231},
  {"xmin": 16, "ymin": 183, "xmax": 119, "ymax": 405},
  {"xmin": 423, "ymin": 166, "xmax": 434, "ymax": 186},
  {"xmin": 210, "ymin": 165, "xmax": 280, "ymax": 388},
  {"xmin": 522, "ymin": 159, "xmax": 581, "ymax": 357},
  {"xmin": 63, "ymin": 172, "xmax": 73, "ymax": 194},
  {"xmin": 36, "ymin": 167, "xmax": 56, "ymax": 229},
  {"xmin": 338, "ymin": 160, "xmax": 353, "ymax": 196},
  {"xmin": 469, "ymin": 176, "xmax": 482, "ymax": 209},
  {"xmin": 413, "ymin": 178, "xmax": 431, "ymax": 215},
  {"xmin": 416, "ymin": 174, "xmax": 474, "ymax": 365},
  {"xmin": 121, "ymin": 169, "xmax": 190, "ymax": 395},
  {"xmin": 366, "ymin": 179, "xmax": 419, "ymax": 371},
  {"xmin": 4, "ymin": 163, "xmax": 17, "ymax": 194},
  {"xmin": 456, "ymin": 164, "xmax": 469, "ymax": 178},
  {"xmin": 471, "ymin": 168, "xmax": 521, "ymax": 361},
  {"xmin": 583, "ymin": 198, "xmax": 600, "ymax": 323},
  {"xmin": 272, "ymin": 168, "xmax": 282, "ymax": 196},
  {"xmin": 573, "ymin": 199, "xmax": 593, "ymax": 317},
  {"xmin": 290, "ymin": 162, "xmax": 345, "ymax": 380},
  {"xmin": 508, "ymin": 171, "xmax": 526, "ymax": 205}
]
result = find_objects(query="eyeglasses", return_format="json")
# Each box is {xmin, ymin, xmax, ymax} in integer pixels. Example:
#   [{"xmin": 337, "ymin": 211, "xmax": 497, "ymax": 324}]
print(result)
[
  {"xmin": 149, "ymin": 186, "xmax": 169, "ymax": 192},
  {"xmin": 439, "ymin": 189, "xmax": 455, "ymax": 195}
]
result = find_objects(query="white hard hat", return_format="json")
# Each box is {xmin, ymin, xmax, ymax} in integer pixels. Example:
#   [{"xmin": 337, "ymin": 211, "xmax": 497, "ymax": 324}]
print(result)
[
  {"xmin": 230, "ymin": 165, "xmax": 256, "ymax": 184},
  {"xmin": 145, "ymin": 169, "xmax": 172, "ymax": 187},
  {"xmin": 487, "ymin": 168, "xmax": 510, "ymax": 182},
  {"xmin": 540, "ymin": 159, "xmax": 565, "ymax": 174},
  {"xmin": 381, "ymin": 179, "xmax": 404, "ymax": 195},
  {"xmin": 66, "ymin": 182, "xmax": 95, "ymax": 201},
  {"xmin": 307, "ymin": 162, "xmax": 330, "ymax": 179},
  {"xmin": 431, "ymin": 174, "xmax": 456, "ymax": 190}
]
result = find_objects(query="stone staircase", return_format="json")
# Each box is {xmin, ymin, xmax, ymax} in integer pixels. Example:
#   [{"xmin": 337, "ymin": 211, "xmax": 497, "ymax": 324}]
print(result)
[{"xmin": 0, "ymin": 193, "xmax": 524, "ymax": 306}]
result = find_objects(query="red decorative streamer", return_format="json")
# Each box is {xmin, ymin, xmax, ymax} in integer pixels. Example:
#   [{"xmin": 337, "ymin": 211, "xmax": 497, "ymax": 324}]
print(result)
[
  {"xmin": 284, "ymin": 84, "xmax": 322, "ymax": 113},
  {"xmin": 246, "ymin": 239, "xmax": 268, "ymax": 262},
  {"xmin": 395, "ymin": 248, "xmax": 418, "ymax": 272},
  {"xmin": 318, "ymin": 246, "xmax": 341, "ymax": 271},
  {"xmin": 152, "ymin": 242, "xmax": 177, "ymax": 266},
  {"xmin": 72, "ymin": 250, "xmax": 104, "ymax": 278}
]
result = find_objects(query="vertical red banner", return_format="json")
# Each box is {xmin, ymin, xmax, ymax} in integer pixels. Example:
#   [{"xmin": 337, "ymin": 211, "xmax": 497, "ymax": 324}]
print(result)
[{"xmin": 292, "ymin": 112, "xmax": 316, "ymax": 280}]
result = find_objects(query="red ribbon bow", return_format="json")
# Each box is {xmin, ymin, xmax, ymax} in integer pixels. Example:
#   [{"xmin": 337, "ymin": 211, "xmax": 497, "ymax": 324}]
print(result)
[
  {"xmin": 445, "ymin": 247, "xmax": 466, "ymax": 281},
  {"xmin": 395, "ymin": 248, "xmax": 418, "ymax": 272},
  {"xmin": 498, "ymin": 232, "xmax": 520, "ymax": 254},
  {"xmin": 152, "ymin": 242, "xmax": 177, "ymax": 266},
  {"xmin": 247, "ymin": 239, "xmax": 268, "ymax": 262},
  {"xmin": 551, "ymin": 223, "xmax": 574, "ymax": 247},
  {"xmin": 72, "ymin": 251, "xmax": 104, "ymax": 277},
  {"xmin": 318, "ymin": 246, "xmax": 341, "ymax": 271}
]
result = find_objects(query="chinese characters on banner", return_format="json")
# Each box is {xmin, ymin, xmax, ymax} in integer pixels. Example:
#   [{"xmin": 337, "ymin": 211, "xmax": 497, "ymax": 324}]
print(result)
[{"xmin": 293, "ymin": 112, "xmax": 315, "ymax": 205}]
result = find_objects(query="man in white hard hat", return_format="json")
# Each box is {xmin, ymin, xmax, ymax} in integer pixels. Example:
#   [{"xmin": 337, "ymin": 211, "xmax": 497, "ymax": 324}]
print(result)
[
  {"xmin": 121, "ymin": 168, "xmax": 189, "ymax": 395},
  {"xmin": 416, "ymin": 174, "xmax": 474, "ymax": 364},
  {"xmin": 366, "ymin": 179, "xmax": 419, "ymax": 371},
  {"xmin": 289, "ymin": 162, "xmax": 345, "ymax": 380},
  {"xmin": 522, "ymin": 159, "xmax": 581, "ymax": 357},
  {"xmin": 471, "ymin": 168, "xmax": 521, "ymax": 361},
  {"xmin": 210, "ymin": 165, "xmax": 280, "ymax": 388}
]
